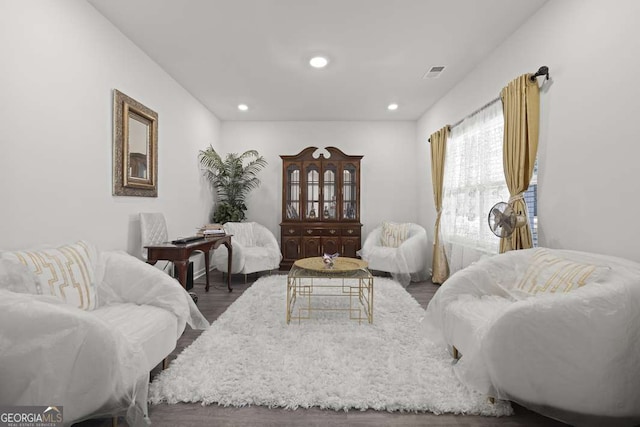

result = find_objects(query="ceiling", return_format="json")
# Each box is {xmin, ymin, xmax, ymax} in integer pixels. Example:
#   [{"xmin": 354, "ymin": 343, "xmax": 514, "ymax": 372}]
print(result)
[{"xmin": 88, "ymin": 0, "xmax": 547, "ymax": 121}]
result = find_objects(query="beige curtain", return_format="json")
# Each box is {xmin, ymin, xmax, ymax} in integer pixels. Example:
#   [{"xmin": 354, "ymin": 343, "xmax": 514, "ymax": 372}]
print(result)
[
  {"xmin": 500, "ymin": 74, "xmax": 540, "ymax": 253},
  {"xmin": 430, "ymin": 126, "xmax": 449, "ymax": 283}
]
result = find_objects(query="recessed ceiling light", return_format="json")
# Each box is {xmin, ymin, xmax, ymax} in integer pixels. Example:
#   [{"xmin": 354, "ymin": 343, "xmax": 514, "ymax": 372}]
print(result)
[
  {"xmin": 387, "ymin": 103, "xmax": 399, "ymax": 111},
  {"xmin": 238, "ymin": 104, "xmax": 249, "ymax": 111},
  {"xmin": 309, "ymin": 56, "xmax": 329, "ymax": 68}
]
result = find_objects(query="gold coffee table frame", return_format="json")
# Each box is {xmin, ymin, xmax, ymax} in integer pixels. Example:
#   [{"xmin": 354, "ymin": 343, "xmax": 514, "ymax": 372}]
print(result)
[{"xmin": 286, "ymin": 257, "xmax": 373, "ymax": 324}]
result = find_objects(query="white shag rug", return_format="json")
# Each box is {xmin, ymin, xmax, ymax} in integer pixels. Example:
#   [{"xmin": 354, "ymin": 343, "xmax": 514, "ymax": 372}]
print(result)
[{"xmin": 149, "ymin": 276, "xmax": 512, "ymax": 417}]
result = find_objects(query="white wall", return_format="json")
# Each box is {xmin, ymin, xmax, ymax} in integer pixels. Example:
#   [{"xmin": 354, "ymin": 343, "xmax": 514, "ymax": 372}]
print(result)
[
  {"xmin": 219, "ymin": 121, "xmax": 418, "ymax": 241},
  {"xmin": 0, "ymin": 1, "xmax": 221, "ymax": 257},
  {"xmin": 6, "ymin": 0, "xmax": 637, "ymax": 269},
  {"xmin": 417, "ymin": 0, "xmax": 640, "ymax": 264}
]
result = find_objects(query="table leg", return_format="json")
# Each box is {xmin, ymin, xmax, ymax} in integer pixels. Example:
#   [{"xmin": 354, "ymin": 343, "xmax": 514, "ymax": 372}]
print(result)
[
  {"xmin": 174, "ymin": 260, "xmax": 189, "ymax": 289},
  {"xmin": 225, "ymin": 241, "xmax": 233, "ymax": 292},
  {"xmin": 204, "ymin": 251, "xmax": 211, "ymax": 292},
  {"xmin": 286, "ymin": 277, "xmax": 291, "ymax": 324},
  {"xmin": 369, "ymin": 277, "xmax": 374, "ymax": 323}
]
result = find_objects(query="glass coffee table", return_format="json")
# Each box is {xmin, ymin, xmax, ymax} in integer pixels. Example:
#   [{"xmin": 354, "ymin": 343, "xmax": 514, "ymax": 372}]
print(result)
[{"xmin": 286, "ymin": 257, "xmax": 373, "ymax": 324}]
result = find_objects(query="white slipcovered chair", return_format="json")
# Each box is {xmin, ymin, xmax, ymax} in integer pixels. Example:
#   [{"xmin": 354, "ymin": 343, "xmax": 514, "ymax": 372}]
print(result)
[
  {"xmin": 0, "ymin": 240, "xmax": 208, "ymax": 426},
  {"xmin": 140, "ymin": 212, "xmax": 201, "ymax": 299},
  {"xmin": 140, "ymin": 212, "xmax": 172, "ymax": 272},
  {"xmin": 358, "ymin": 222, "xmax": 430, "ymax": 286},
  {"xmin": 422, "ymin": 247, "xmax": 640, "ymax": 426},
  {"xmin": 211, "ymin": 222, "xmax": 282, "ymax": 281}
]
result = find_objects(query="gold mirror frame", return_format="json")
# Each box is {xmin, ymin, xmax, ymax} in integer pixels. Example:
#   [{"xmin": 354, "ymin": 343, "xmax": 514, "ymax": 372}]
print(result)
[{"xmin": 113, "ymin": 89, "xmax": 158, "ymax": 197}]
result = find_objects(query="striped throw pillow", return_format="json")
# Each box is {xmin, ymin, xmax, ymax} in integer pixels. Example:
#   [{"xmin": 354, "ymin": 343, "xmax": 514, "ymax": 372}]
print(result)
[
  {"xmin": 517, "ymin": 249, "xmax": 609, "ymax": 295},
  {"xmin": 380, "ymin": 222, "xmax": 410, "ymax": 248},
  {"xmin": 2, "ymin": 241, "xmax": 98, "ymax": 310}
]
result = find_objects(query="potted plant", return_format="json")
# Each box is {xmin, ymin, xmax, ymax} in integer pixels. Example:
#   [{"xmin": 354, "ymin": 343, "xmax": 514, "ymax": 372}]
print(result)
[{"xmin": 198, "ymin": 146, "xmax": 267, "ymax": 223}]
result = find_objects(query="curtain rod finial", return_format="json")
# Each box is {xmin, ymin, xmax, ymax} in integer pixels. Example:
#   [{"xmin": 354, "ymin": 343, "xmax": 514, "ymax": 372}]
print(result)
[{"xmin": 530, "ymin": 65, "xmax": 550, "ymax": 82}]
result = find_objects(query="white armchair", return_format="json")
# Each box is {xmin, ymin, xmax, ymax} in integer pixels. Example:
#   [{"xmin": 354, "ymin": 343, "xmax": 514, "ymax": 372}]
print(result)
[
  {"xmin": 422, "ymin": 248, "xmax": 640, "ymax": 426},
  {"xmin": 212, "ymin": 222, "xmax": 282, "ymax": 280},
  {"xmin": 358, "ymin": 222, "xmax": 429, "ymax": 286},
  {"xmin": 0, "ymin": 241, "xmax": 208, "ymax": 426}
]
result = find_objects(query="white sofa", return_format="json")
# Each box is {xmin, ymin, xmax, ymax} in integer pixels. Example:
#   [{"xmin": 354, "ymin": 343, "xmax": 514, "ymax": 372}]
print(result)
[
  {"xmin": 212, "ymin": 222, "xmax": 282, "ymax": 278},
  {"xmin": 422, "ymin": 247, "xmax": 640, "ymax": 426},
  {"xmin": 0, "ymin": 241, "xmax": 209, "ymax": 426},
  {"xmin": 358, "ymin": 222, "xmax": 429, "ymax": 286}
]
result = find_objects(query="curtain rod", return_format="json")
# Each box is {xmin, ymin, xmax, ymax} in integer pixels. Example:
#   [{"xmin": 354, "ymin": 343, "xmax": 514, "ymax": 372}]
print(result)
[
  {"xmin": 448, "ymin": 96, "xmax": 500, "ymax": 130},
  {"xmin": 428, "ymin": 66, "xmax": 550, "ymax": 143}
]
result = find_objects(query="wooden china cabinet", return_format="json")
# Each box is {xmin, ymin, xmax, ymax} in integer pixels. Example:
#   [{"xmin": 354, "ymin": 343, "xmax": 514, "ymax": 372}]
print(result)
[{"xmin": 280, "ymin": 146, "xmax": 363, "ymax": 269}]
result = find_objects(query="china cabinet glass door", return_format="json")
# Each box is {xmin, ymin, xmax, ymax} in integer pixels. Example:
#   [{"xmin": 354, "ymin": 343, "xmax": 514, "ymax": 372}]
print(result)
[
  {"xmin": 342, "ymin": 163, "xmax": 357, "ymax": 220},
  {"xmin": 285, "ymin": 164, "xmax": 301, "ymax": 220},
  {"xmin": 306, "ymin": 164, "xmax": 320, "ymax": 219},
  {"xmin": 322, "ymin": 163, "xmax": 337, "ymax": 220}
]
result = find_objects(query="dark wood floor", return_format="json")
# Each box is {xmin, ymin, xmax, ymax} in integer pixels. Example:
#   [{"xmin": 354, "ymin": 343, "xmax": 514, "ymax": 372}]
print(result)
[{"xmin": 79, "ymin": 272, "xmax": 568, "ymax": 427}]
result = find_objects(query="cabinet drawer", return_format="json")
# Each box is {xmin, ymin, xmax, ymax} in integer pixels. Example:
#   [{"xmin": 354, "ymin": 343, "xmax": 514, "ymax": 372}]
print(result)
[
  {"xmin": 342, "ymin": 227, "xmax": 360, "ymax": 237},
  {"xmin": 302, "ymin": 228, "xmax": 323, "ymax": 236},
  {"xmin": 283, "ymin": 227, "xmax": 301, "ymax": 236},
  {"xmin": 322, "ymin": 228, "xmax": 340, "ymax": 236}
]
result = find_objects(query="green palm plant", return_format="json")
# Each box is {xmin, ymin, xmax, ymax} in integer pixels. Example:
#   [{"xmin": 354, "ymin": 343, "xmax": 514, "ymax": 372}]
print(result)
[{"xmin": 198, "ymin": 146, "xmax": 268, "ymax": 223}]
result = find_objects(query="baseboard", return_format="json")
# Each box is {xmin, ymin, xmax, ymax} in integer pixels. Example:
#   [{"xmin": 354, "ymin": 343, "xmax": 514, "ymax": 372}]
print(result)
[{"xmin": 194, "ymin": 267, "xmax": 207, "ymax": 280}]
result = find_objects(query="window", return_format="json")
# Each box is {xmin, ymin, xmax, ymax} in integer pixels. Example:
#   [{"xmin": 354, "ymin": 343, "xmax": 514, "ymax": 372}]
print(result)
[
  {"xmin": 441, "ymin": 101, "xmax": 537, "ymax": 273},
  {"xmin": 525, "ymin": 164, "xmax": 538, "ymax": 247}
]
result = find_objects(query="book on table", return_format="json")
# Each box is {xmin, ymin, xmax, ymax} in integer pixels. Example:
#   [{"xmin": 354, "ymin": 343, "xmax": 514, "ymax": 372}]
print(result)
[
  {"xmin": 203, "ymin": 229, "xmax": 225, "ymax": 236},
  {"xmin": 196, "ymin": 224, "xmax": 225, "ymax": 237}
]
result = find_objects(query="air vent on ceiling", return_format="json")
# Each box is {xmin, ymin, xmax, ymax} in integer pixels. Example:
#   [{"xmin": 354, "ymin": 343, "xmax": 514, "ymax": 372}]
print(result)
[{"xmin": 423, "ymin": 65, "xmax": 446, "ymax": 79}]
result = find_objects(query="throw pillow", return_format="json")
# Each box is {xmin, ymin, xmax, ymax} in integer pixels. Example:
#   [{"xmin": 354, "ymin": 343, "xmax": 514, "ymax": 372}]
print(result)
[
  {"xmin": 379, "ymin": 222, "xmax": 410, "ymax": 248},
  {"xmin": 1, "ymin": 241, "xmax": 98, "ymax": 310},
  {"xmin": 516, "ymin": 249, "xmax": 610, "ymax": 295}
]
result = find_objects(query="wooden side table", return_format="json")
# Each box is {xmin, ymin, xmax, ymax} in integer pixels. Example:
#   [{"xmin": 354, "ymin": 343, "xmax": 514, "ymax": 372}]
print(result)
[{"xmin": 145, "ymin": 235, "xmax": 233, "ymax": 292}]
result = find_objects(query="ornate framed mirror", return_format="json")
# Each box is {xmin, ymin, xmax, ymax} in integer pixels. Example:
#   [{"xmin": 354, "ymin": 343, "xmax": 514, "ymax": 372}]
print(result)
[{"xmin": 112, "ymin": 89, "xmax": 158, "ymax": 197}]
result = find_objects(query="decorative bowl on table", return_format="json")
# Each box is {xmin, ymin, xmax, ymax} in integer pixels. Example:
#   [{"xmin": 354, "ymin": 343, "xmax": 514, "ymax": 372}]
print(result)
[{"xmin": 322, "ymin": 253, "xmax": 339, "ymax": 268}]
